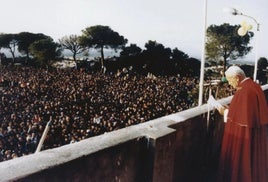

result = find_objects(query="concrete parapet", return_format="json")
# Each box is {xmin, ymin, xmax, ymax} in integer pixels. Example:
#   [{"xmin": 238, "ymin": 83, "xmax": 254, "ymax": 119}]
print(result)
[{"xmin": 0, "ymin": 85, "xmax": 267, "ymax": 182}]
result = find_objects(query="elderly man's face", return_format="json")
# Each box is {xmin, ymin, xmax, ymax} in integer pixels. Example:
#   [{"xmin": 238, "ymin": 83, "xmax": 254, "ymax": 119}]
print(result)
[{"xmin": 226, "ymin": 75, "xmax": 239, "ymax": 89}]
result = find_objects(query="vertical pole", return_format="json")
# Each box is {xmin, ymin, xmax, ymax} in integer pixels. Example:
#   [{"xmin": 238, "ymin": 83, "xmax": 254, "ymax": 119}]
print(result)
[
  {"xmin": 253, "ymin": 23, "xmax": 260, "ymax": 82},
  {"xmin": 198, "ymin": 0, "xmax": 208, "ymax": 106},
  {"xmin": 207, "ymin": 86, "xmax": 212, "ymax": 130}
]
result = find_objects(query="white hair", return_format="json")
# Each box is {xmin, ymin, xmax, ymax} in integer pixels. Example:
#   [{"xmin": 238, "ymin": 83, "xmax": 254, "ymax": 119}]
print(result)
[{"xmin": 225, "ymin": 65, "xmax": 246, "ymax": 77}]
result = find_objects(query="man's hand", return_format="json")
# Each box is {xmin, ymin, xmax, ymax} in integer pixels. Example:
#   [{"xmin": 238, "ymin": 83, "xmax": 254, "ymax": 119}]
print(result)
[{"xmin": 218, "ymin": 105, "xmax": 229, "ymax": 115}]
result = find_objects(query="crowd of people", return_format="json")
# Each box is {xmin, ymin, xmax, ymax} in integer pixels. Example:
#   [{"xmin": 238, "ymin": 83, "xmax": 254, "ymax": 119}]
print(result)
[{"xmin": 0, "ymin": 65, "xmax": 200, "ymax": 162}]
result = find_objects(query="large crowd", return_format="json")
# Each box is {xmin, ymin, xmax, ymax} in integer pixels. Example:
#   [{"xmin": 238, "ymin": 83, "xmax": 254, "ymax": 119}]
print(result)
[{"xmin": 0, "ymin": 65, "xmax": 207, "ymax": 162}]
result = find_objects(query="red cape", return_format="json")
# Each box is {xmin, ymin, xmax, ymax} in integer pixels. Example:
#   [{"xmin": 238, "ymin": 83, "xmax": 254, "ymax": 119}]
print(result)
[{"xmin": 218, "ymin": 79, "xmax": 268, "ymax": 182}]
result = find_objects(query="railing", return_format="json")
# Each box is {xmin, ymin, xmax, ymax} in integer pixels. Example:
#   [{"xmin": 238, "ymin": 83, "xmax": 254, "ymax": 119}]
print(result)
[{"xmin": 0, "ymin": 84, "xmax": 267, "ymax": 182}]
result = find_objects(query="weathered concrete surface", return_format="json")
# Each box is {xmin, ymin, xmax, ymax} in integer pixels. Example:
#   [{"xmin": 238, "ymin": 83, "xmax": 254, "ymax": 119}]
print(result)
[{"xmin": 0, "ymin": 84, "xmax": 267, "ymax": 182}]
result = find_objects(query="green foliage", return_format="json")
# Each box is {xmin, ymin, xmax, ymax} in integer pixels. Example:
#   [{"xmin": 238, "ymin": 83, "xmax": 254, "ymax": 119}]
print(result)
[
  {"xmin": 0, "ymin": 33, "xmax": 16, "ymax": 48},
  {"xmin": 17, "ymin": 32, "xmax": 50, "ymax": 63},
  {"xmin": 0, "ymin": 52, "xmax": 6, "ymax": 61},
  {"xmin": 257, "ymin": 57, "xmax": 268, "ymax": 84},
  {"xmin": 257, "ymin": 57, "xmax": 268, "ymax": 70},
  {"xmin": 143, "ymin": 40, "xmax": 172, "ymax": 75},
  {"xmin": 59, "ymin": 34, "xmax": 86, "ymax": 63},
  {"xmin": 120, "ymin": 44, "xmax": 142, "ymax": 57},
  {"xmin": 0, "ymin": 33, "xmax": 18, "ymax": 63},
  {"xmin": 172, "ymin": 47, "xmax": 192, "ymax": 76},
  {"xmin": 29, "ymin": 38, "xmax": 61, "ymax": 66},
  {"xmin": 172, "ymin": 48, "xmax": 189, "ymax": 60},
  {"xmin": 186, "ymin": 58, "xmax": 201, "ymax": 76},
  {"xmin": 0, "ymin": 25, "xmax": 208, "ymax": 77},
  {"xmin": 80, "ymin": 25, "xmax": 128, "ymax": 49},
  {"xmin": 206, "ymin": 23, "xmax": 253, "ymax": 72},
  {"xmin": 80, "ymin": 25, "xmax": 128, "ymax": 70}
]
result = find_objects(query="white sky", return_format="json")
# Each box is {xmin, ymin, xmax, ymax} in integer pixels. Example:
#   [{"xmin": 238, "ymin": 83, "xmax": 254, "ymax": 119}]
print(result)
[{"xmin": 1, "ymin": 0, "xmax": 267, "ymax": 62}]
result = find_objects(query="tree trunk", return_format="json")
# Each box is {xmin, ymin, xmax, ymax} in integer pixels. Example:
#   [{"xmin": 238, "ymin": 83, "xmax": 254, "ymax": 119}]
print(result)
[
  {"xmin": 73, "ymin": 52, "xmax": 77, "ymax": 62},
  {"xmin": 8, "ymin": 44, "xmax": 16, "ymax": 64},
  {"xmin": 73, "ymin": 52, "xmax": 77, "ymax": 69},
  {"xmin": 223, "ymin": 59, "xmax": 227, "ymax": 74},
  {"xmin": 223, "ymin": 54, "xmax": 228, "ymax": 74},
  {"xmin": 10, "ymin": 50, "xmax": 15, "ymax": 64},
  {"xmin": 100, "ymin": 46, "xmax": 105, "ymax": 73},
  {"xmin": 26, "ymin": 50, "xmax": 30, "ymax": 65}
]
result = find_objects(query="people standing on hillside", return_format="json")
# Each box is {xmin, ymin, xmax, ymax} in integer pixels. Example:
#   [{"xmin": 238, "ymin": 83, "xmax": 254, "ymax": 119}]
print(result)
[
  {"xmin": 0, "ymin": 66, "xmax": 198, "ymax": 162},
  {"xmin": 217, "ymin": 65, "xmax": 268, "ymax": 182}
]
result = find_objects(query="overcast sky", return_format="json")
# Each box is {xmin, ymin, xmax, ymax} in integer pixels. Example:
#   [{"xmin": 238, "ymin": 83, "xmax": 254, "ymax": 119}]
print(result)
[{"xmin": 1, "ymin": 0, "xmax": 267, "ymax": 62}]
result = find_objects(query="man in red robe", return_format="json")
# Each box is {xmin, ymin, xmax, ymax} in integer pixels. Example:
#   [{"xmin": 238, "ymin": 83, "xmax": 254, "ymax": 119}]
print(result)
[{"xmin": 217, "ymin": 65, "xmax": 268, "ymax": 182}]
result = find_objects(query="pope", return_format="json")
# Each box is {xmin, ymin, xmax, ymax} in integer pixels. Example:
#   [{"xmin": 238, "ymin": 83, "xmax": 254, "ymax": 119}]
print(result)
[{"xmin": 217, "ymin": 65, "xmax": 268, "ymax": 182}]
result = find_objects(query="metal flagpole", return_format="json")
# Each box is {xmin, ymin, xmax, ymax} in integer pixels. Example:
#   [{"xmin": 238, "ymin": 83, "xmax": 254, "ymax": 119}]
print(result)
[
  {"xmin": 198, "ymin": 0, "xmax": 208, "ymax": 106},
  {"xmin": 253, "ymin": 24, "xmax": 260, "ymax": 82}
]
